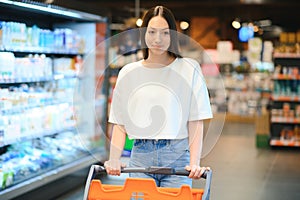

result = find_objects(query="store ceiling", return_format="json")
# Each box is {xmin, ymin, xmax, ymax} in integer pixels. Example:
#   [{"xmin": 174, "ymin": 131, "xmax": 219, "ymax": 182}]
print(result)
[{"xmin": 40, "ymin": 0, "xmax": 300, "ymax": 32}]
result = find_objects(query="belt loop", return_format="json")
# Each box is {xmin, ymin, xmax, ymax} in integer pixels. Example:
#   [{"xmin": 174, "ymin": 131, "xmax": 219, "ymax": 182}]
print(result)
[
  {"xmin": 138, "ymin": 139, "xmax": 145, "ymax": 144},
  {"xmin": 167, "ymin": 139, "xmax": 171, "ymax": 145}
]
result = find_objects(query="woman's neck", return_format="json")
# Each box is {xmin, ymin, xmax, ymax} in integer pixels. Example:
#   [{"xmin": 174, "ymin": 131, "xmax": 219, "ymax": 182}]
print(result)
[{"xmin": 144, "ymin": 53, "xmax": 175, "ymax": 68}]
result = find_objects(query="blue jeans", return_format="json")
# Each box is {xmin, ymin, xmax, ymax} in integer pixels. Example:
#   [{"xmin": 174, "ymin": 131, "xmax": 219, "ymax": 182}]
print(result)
[{"xmin": 129, "ymin": 138, "xmax": 192, "ymax": 188}]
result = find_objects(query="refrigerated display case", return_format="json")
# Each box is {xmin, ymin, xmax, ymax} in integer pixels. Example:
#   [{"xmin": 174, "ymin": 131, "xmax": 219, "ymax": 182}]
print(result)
[{"xmin": 0, "ymin": 1, "xmax": 108, "ymax": 199}]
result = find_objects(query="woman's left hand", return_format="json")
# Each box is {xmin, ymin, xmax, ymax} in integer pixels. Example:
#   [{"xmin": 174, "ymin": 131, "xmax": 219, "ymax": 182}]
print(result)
[{"xmin": 185, "ymin": 165, "xmax": 210, "ymax": 179}]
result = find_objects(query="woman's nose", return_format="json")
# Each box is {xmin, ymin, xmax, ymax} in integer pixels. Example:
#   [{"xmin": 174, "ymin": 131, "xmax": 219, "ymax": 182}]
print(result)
[{"xmin": 154, "ymin": 32, "xmax": 162, "ymax": 42}]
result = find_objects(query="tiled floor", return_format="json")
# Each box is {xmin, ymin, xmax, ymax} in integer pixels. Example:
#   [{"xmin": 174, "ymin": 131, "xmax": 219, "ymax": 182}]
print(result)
[
  {"xmin": 197, "ymin": 122, "xmax": 300, "ymax": 200},
  {"xmin": 19, "ymin": 122, "xmax": 300, "ymax": 200}
]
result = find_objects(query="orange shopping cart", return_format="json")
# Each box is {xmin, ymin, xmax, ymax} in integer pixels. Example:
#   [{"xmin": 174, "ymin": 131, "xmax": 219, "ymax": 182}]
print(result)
[{"xmin": 83, "ymin": 165, "xmax": 212, "ymax": 200}]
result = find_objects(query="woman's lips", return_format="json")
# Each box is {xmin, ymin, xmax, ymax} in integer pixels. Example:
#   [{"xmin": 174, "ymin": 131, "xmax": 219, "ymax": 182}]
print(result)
[{"xmin": 151, "ymin": 45, "xmax": 163, "ymax": 49}]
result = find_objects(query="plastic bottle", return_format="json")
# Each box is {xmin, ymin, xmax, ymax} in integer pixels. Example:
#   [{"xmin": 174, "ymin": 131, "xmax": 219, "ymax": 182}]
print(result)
[
  {"xmin": 54, "ymin": 29, "xmax": 63, "ymax": 50},
  {"xmin": 27, "ymin": 54, "xmax": 34, "ymax": 81},
  {"xmin": 0, "ymin": 52, "xmax": 15, "ymax": 82},
  {"xmin": 44, "ymin": 29, "xmax": 54, "ymax": 49},
  {"xmin": 64, "ymin": 28, "xmax": 73, "ymax": 51},
  {"xmin": 31, "ymin": 25, "xmax": 40, "ymax": 47},
  {"xmin": 0, "ymin": 116, "xmax": 4, "ymax": 146},
  {"xmin": 44, "ymin": 57, "xmax": 53, "ymax": 79},
  {"xmin": 20, "ymin": 23, "xmax": 27, "ymax": 47},
  {"xmin": 3, "ymin": 22, "xmax": 11, "ymax": 47},
  {"xmin": 0, "ymin": 21, "xmax": 3, "ymax": 47},
  {"xmin": 2, "ymin": 21, "xmax": 7, "ymax": 47},
  {"xmin": 39, "ymin": 29, "xmax": 45, "ymax": 48},
  {"xmin": 26, "ymin": 27, "xmax": 33, "ymax": 47}
]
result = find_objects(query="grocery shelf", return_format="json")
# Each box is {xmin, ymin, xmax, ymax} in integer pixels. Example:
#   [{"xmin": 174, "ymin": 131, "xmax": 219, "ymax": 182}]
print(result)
[
  {"xmin": 0, "ymin": 77, "xmax": 53, "ymax": 84},
  {"xmin": 0, "ymin": 45, "xmax": 82, "ymax": 56},
  {"xmin": 1, "ymin": 126, "xmax": 76, "ymax": 147},
  {"xmin": 271, "ymin": 96, "xmax": 300, "ymax": 102},
  {"xmin": 0, "ymin": 101, "xmax": 73, "ymax": 113},
  {"xmin": 269, "ymin": 53, "xmax": 300, "ymax": 148},
  {"xmin": 214, "ymin": 112, "xmax": 256, "ymax": 123},
  {"xmin": 271, "ymin": 117, "xmax": 300, "ymax": 124},
  {"xmin": 227, "ymin": 114, "xmax": 255, "ymax": 123},
  {"xmin": 273, "ymin": 52, "xmax": 300, "ymax": 59},
  {"xmin": 0, "ymin": 150, "xmax": 105, "ymax": 200},
  {"xmin": 0, "ymin": 75, "xmax": 79, "ymax": 84},
  {"xmin": 273, "ymin": 74, "xmax": 300, "ymax": 80},
  {"xmin": 270, "ymin": 139, "xmax": 300, "ymax": 147}
]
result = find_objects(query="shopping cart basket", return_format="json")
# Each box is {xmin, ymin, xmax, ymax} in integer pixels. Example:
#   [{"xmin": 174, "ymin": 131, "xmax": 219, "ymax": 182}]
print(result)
[{"xmin": 83, "ymin": 165, "xmax": 212, "ymax": 200}]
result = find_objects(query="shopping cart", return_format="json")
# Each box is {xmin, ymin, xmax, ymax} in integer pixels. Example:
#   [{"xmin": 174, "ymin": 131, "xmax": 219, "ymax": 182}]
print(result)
[{"xmin": 83, "ymin": 165, "xmax": 212, "ymax": 200}]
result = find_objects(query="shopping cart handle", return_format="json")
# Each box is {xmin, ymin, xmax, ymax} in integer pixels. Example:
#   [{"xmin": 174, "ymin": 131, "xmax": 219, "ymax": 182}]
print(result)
[
  {"xmin": 94, "ymin": 165, "xmax": 106, "ymax": 173},
  {"xmin": 127, "ymin": 166, "xmax": 208, "ymax": 179},
  {"xmin": 94, "ymin": 165, "xmax": 208, "ymax": 179}
]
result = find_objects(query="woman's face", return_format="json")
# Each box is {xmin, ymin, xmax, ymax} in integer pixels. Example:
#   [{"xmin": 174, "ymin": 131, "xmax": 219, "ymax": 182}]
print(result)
[{"xmin": 145, "ymin": 16, "xmax": 171, "ymax": 56}]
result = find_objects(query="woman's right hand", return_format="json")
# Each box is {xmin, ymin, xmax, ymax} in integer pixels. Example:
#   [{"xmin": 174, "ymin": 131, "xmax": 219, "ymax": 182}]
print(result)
[{"xmin": 104, "ymin": 159, "xmax": 126, "ymax": 176}]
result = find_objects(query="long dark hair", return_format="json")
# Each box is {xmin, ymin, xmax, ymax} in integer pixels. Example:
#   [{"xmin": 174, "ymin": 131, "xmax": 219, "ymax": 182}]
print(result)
[{"xmin": 140, "ymin": 6, "xmax": 182, "ymax": 59}]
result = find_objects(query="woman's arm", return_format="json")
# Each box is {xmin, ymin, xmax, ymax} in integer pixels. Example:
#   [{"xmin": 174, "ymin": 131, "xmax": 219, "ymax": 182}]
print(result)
[
  {"xmin": 104, "ymin": 124, "xmax": 127, "ymax": 175},
  {"xmin": 186, "ymin": 120, "xmax": 207, "ymax": 179},
  {"xmin": 188, "ymin": 120, "xmax": 203, "ymax": 165}
]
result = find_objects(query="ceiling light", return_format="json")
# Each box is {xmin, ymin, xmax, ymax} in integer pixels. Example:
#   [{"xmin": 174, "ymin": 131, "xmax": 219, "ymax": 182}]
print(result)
[
  {"xmin": 232, "ymin": 18, "xmax": 241, "ymax": 29},
  {"xmin": 180, "ymin": 21, "xmax": 189, "ymax": 30},
  {"xmin": 44, "ymin": 0, "xmax": 54, "ymax": 3},
  {"xmin": 136, "ymin": 18, "xmax": 143, "ymax": 27},
  {"xmin": 0, "ymin": 0, "xmax": 104, "ymax": 21}
]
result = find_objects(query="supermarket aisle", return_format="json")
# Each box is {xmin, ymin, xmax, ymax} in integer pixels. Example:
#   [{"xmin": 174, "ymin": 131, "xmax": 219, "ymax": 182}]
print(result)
[
  {"xmin": 198, "ymin": 123, "xmax": 300, "ymax": 200},
  {"xmin": 53, "ymin": 122, "xmax": 300, "ymax": 200}
]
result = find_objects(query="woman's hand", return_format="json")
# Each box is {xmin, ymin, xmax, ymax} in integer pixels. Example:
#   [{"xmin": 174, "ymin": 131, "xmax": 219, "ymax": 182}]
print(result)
[
  {"xmin": 185, "ymin": 165, "xmax": 210, "ymax": 179},
  {"xmin": 104, "ymin": 159, "xmax": 126, "ymax": 176}
]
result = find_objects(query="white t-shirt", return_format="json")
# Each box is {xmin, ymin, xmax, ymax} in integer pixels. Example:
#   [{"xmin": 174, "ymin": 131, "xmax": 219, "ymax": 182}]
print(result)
[{"xmin": 109, "ymin": 57, "xmax": 213, "ymax": 139}]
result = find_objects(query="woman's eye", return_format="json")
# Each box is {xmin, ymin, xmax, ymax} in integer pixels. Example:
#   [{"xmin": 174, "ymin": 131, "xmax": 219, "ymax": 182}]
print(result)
[
  {"xmin": 148, "ymin": 30, "xmax": 155, "ymax": 34},
  {"xmin": 163, "ymin": 31, "xmax": 170, "ymax": 35}
]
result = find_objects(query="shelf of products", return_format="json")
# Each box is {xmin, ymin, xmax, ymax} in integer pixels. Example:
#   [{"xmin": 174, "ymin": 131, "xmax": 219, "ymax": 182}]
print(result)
[
  {"xmin": 0, "ymin": 1, "xmax": 108, "ymax": 198},
  {"xmin": 225, "ymin": 72, "xmax": 272, "ymax": 116},
  {"xmin": 207, "ymin": 68, "xmax": 272, "ymax": 122},
  {"xmin": 269, "ymin": 55, "xmax": 300, "ymax": 147},
  {"xmin": 203, "ymin": 39, "xmax": 274, "ymax": 122}
]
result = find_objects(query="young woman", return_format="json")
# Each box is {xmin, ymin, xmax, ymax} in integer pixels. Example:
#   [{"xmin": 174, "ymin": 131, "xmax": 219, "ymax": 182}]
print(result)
[{"xmin": 104, "ymin": 5, "xmax": 213, "ymax": 188}]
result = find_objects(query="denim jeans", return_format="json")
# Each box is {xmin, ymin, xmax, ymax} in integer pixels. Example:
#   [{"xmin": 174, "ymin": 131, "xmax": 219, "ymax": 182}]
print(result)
[{"xmin": 128, "ymin": 138, "xmax": 192, "ymax": 188}]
